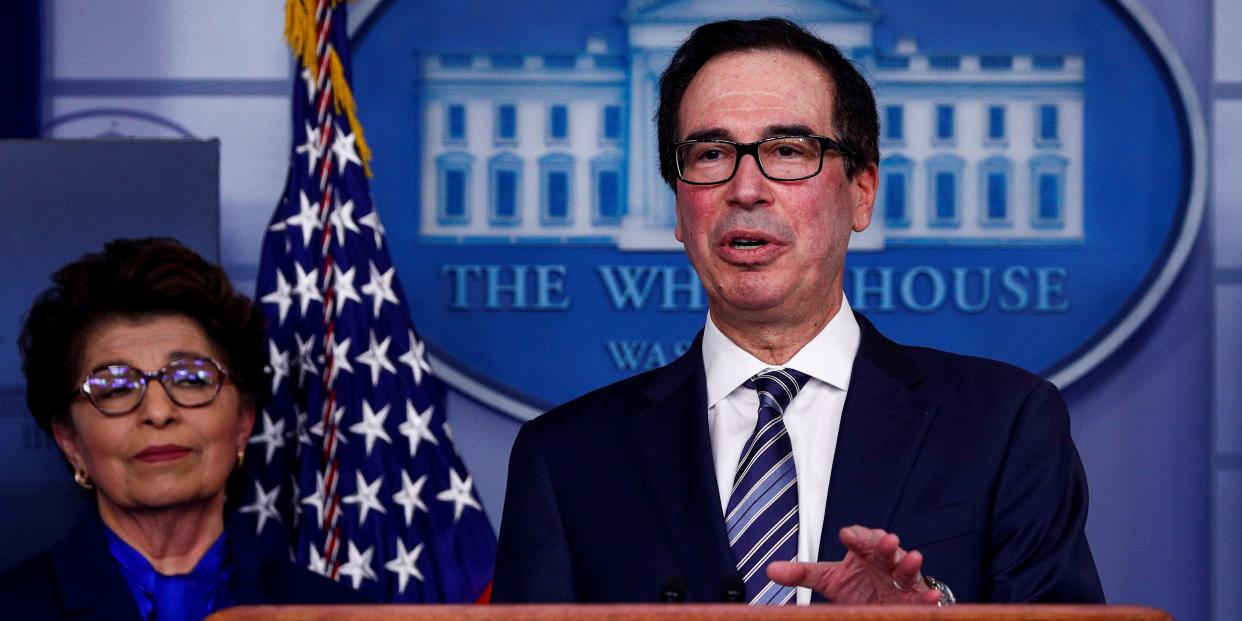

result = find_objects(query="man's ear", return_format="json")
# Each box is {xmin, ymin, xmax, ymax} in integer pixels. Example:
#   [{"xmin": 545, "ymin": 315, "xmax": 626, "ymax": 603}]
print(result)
[
  {"xmin": 851, "ymin": 162, "xmax": 878, "ymax": 233},
  {"xmin": 674, "ymin": 196, "xmax": 686, "ymax": 243}
]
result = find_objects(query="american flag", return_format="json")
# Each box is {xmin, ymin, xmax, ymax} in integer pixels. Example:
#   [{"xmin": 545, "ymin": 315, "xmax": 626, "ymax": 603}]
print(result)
[{"xmin": 238, "ymin": 0, "xmax": 495, "ymax": 603}]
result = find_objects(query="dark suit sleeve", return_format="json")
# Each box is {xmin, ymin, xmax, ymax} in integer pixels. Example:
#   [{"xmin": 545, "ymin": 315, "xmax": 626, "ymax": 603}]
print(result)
[
  {"xmin": 986, "ymin": 379, "xmax": 1105, "ymax": 602},
  {"xmin": 492, "ymin": 422, "xmax": 580, "ymax": 602}
]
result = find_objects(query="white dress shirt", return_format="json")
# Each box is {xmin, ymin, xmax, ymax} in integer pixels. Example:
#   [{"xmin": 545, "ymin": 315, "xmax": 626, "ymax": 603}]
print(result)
[{"xmin": 702, "ymin": 293, "xmax": 860, "ymax": 605}]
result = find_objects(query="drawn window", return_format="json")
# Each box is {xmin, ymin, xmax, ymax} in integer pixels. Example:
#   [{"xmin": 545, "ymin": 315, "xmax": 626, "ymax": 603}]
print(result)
[
  {"xmin": 879, "ymin": 155, "xmax": 912, "ymax": 228},
  {"xmin": 496, "ymin": 104, "xmax": 517, "ymax": 142},
  {"xmin": 979, "ymin": 156, "xmax": 1013, "ymax": 225},
  {"xmin": 445, "ymin": 104, "xmax": 466, "ymax": 142},
  {"xmin": 987, "ymin": 173, "xmax": 1007, "ymax": 219},
  {"xmin": 987, "ymin": 106, "xmax": 1005, "ymax": 141},
  {"xmin": 1030, "ymin": 155, "xmax": 1068, "ymax": 228},
  {"xmin": 935, "ymin": 105, "xmax": 954, "ymax": 141},
  {"xmin": 539, "ymin": 153, "xmax": 574, "ymax": 225},
  {"xmin": 548, "ymin": 105, "xmax": 569, "ymax": 141},
  {"xmin": 884, "ymin": 106, "xmax": 904, "ymax": 141},
  {"xmin": 886, "ymin": 173, "xmax": 907, "ymax": 223},
  {"xmin": 435, "ymin": 152, "xmax": 473, "ymax": 225},
  {"xmin": 602, "ymin": 105, "xmax": 622, "ymax": 141},
  {"xmin": 1038, "ymin": 105, "xmax": 1059, "ymax": 142},
  {"xmin": 935, "ymin": 173, "xmax": 955, "ymax": 219},
  {"xmin": 488, "ymin": 153, "xmax": 522, "ymax": 225},
  {"xmin": 926, "ymin": 155, "xmax": 964, "ymax": 227},
  {"xmin": 591, "ymin": 155, "xmax": 624, "ymax": 224}
]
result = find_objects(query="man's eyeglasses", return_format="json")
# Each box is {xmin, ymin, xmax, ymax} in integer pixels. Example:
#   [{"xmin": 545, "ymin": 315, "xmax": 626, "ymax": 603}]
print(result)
[
  {"xmin": 77, "ymin": 357, "xmax": 230, "ymax": 416},
  {"xmin": 674, "ymin": 135, "xmax": 854, "ymax": 185}
]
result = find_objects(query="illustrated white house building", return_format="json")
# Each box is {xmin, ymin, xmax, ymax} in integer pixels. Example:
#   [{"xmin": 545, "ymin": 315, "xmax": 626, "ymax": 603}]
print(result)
[{"xmin": 418, "ymin": 0, "xmax": 1084, "ymax": 250}]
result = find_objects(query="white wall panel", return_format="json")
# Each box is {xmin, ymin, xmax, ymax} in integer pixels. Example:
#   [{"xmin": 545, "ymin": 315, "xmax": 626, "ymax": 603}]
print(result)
[
  {"xmin": 1216, "ymin": 285, "xmax": 1242, "ymax": 454},
  {"xmin": 1216, "ymin": 0, "xmax": 1242, "ymax": 82},
  {"xmin": 1213, "ymin": 102, "xmax": 1242, "ymax": 268},
  {"xmin": 50, "ymin": 0, "xmax": 288, "ymax": 79},
  {"xmin": 48, "ymin": 95, "xmax": 291, "ymax": 271}
]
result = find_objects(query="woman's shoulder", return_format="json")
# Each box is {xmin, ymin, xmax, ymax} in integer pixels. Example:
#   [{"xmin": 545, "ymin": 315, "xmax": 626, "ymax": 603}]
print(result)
[{"xmin": 0, "ymin": 550, "xmax": 70, "ymax": 620}]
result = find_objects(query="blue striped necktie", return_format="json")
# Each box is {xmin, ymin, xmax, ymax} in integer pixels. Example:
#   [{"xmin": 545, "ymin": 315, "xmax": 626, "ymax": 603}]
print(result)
[{"xmin": 725, "ymin": 368, "xmax": 811, "ymax": 605}]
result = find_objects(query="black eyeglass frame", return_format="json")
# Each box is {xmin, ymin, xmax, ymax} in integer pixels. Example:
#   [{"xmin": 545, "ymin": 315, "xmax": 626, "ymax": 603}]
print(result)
[
  {"xmin": 75, "ymin": 357, "xmax": 231, "ymax": 416},
  {"xmin": 673, "ymin": 134, "xmax": 856, "ymax": 185}
]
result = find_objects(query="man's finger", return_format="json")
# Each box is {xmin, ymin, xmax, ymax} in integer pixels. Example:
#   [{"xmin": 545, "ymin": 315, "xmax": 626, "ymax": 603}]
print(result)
[
  {"xmin": 890, "ymin": 549, "xmax": 924, "ymax": 590},
  {"xmin": 767, "ymin": 560, "xmax": 833, "ymax": 590},
  {"xmin": 838, "ymin": 525, "xmax": 877, "ymax": 551},
  {"xmin": 872, "ymin": 532, "xmax": 903, "ymax": 568}
]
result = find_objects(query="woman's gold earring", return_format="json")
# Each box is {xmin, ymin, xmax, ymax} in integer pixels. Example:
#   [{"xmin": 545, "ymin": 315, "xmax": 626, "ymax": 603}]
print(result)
[
  {"xmin": 235, "ymin": 449, "xmax": 245, "ymax": 469},
  {"xmin": 73, "ymin": 469, "xmax": 94, "ymax": 490}
]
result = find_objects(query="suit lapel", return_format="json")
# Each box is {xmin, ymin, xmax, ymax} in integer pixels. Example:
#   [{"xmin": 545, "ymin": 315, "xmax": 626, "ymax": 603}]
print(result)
[
  {"xmin": 624, "ymin": 335, "xmax": 739, "ymax": 602},
  {"xmin": 815, "ymin": 316, "xmax": 939, "ymax": 588},
  {"xmin": 51, "ymin": 508, "xmax": 144, "ymax": 621}
]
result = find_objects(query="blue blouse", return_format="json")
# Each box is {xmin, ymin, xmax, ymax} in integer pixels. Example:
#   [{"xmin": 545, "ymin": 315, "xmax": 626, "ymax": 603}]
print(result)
[{"xmin": 105, "ymin": 527, "xmax": 232, "ymax": 621}]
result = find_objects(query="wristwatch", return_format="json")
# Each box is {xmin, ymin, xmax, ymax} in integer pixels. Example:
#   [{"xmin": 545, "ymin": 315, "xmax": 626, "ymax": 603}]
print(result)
[{"xmin": 923, "ymin": 575, "xmax": 957, "ymax": 607}]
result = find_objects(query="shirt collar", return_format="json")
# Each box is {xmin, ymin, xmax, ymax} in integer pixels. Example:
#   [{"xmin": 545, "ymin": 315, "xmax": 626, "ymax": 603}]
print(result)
[
  {"xmin": 105, "ymin": 525, "xmax": 231, "ymax": 618},
  {"xmin": 702, "ymin": 293, "xmax": 860, "ymax": 408}
]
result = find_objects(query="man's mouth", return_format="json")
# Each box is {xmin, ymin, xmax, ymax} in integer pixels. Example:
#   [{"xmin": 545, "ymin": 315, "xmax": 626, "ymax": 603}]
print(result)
[{"xmin": 729, "ymin": 237, "xmax": 769, "ymax": 249}]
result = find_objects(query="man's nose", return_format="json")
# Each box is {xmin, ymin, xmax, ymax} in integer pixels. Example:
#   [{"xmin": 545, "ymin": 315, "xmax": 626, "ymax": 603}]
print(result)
[{"xmin": 725, "ymin": 152, "xmax": 773, "ymax": 209}]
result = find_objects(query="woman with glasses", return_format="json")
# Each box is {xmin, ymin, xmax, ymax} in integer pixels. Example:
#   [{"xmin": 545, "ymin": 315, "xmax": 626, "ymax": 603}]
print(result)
[{"xmin": 0, "ymin": 238, "xmax": 364, "ymax": 620}]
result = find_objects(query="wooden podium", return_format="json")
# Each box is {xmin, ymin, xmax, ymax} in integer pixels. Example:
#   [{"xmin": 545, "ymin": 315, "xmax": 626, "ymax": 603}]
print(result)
[{"xmin": 209, "ymin": 604, "xmax": 1172, "ymax": 620}]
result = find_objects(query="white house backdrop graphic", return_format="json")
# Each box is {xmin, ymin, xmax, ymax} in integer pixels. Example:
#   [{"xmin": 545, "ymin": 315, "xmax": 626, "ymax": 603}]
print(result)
[{"xmin": 416, "ymin": 0, "xmax": 1084, "ymax": 252}]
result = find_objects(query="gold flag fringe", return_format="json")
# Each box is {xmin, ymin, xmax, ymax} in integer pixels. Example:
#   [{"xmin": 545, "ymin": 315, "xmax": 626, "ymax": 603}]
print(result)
[{"xmin": 284, "ymin": 0, "xmax": 373, "ymax": 177}]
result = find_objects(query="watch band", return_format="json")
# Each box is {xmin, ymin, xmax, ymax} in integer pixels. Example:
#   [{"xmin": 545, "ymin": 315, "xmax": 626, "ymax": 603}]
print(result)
[{"xmin": 923, "ymin": 575, "xmax": 957, "ymax": 607}]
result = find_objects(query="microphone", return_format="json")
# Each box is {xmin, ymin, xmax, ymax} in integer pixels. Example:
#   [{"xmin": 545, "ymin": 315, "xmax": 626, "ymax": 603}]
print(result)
[
  {"xmin": 659, "ymin": 577, "xmax": 687, "ymax": 603},
  {"xmin": 721, "ymin": 576, "xmax": 746, "ymax": 603}
]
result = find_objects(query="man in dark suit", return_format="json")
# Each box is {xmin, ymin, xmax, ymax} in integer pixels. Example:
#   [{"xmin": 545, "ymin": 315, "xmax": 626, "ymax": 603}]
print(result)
[{"xmin": 492, "ymin": 18, "xmax": 1104, "ymax": 606}]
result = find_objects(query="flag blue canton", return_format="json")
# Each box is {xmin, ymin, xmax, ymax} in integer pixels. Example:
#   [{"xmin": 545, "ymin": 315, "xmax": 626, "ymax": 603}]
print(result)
[{"xmin": 240, "ymin": 1, "xmax": 495, "ymax": 603}]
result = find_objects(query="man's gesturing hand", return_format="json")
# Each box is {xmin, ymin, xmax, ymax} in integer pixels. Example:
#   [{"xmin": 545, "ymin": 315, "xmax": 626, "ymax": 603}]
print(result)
[{"xmin": 766, "ymin": 525, "xmax": 943, "ymax": 605}]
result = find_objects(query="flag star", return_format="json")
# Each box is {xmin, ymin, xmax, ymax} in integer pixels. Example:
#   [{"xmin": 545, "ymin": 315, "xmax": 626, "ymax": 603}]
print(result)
[
  {"xmin": 295, "ymin": 120, "xmax": 323, "ymax": 176},
  {"xmin": 332, "ymin": 125, "xmax": 363, "ymax": 175},
  {"xmin": 301, "ymin": 471, "xmax": 326, "ymax": 529},
  {"xmin": 436, "ymin": 469, "xmax": 482, "ymax": 522},
  {"xmin": 329, "ymin": 197, "xmax": 361, "ymax": 247},
  {"xmin": 294, "ymin": 332, "xmax": 319, "ymax": 386},
  {"xmin": 343, "ymin": 471, "xmax": 387, "ymax": 527},
  {"xmin": 361, "ymin": 261, "xmax": 399, "ymax": 317},
  {"xmin": 248, "ymin": 410, "xmax": 286, "ymax": 465},
  {"xmin": 392, "ymin": 471, "xmax": 429, "ymax": 526},
  {"xmin": 333, "ymin": 264, "xmax": 362, "ymax": 317},
  {"xmin": 398, "ymin": 401, "xmax": 438, "ymax": 458},
  {"xmin": 356, "ymin": 330, "xmax": 396, "ymax": 386},
  {"xmin": 300, "ymin": 67, "xmax": 317, "ymax": 104},
  {"xmin": 284, "ymin": 191, "xmax": 323, "ymax": 248},
  {"xmin": 327, "ymin": 334, "xmax": 354, "ymax": 384},
  {"xmin": 358, "ymin": 209, "xmax": 385, "ymax": 248},
  {"xmin": 295, "ymin": 407, "xmax": 313, "ymax": 449},
  {"xmin": 260, "ymin": 270, "xmax": 294, "ymax": 326},
  {"xmin": 239, "ymin": 481, "xmax": 282, "ymax": 535},
  {"xmin": 292, "ymin": 263, "xmax": 323, "ymax": 317},
  {"xmin": 309, "ymin": 405, "xmax": 348, "ymax": 445},
  {"xmin": 398, "ymin": 329, "xmax": 432, "ymax": 386},
  {"xmin": 307, "ymin": 544, "xmax": 327, "ymax": 576},
  {"xmin": 337, "ymin": 542, "xmax": 378, "ymax": 590},
  {"xmin": 384, "ymin": 540, "xmax": 425, "ymax": 593},
  {"xmin": 349, "ymin": 400, "xmax": 393, "ymax": 457},
  {"xmin": 267, "ymin": 340, "xmax": 289, "ymax": 394}
]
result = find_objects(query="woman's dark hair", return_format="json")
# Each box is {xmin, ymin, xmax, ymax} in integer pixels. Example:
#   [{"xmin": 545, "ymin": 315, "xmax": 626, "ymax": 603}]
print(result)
[
  {"xmin": 656, "ymin": 18, "xmax": 880, "ymax": 189},
  {"xmin": 19, "ymin": 237, "xmax": 267, "ymax": 435}
]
